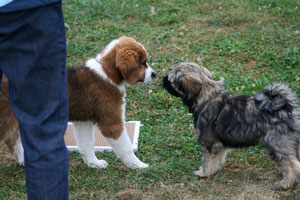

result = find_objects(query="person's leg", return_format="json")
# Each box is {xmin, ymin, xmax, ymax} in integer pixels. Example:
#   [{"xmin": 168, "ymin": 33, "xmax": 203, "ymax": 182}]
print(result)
[
  {"xmin": 0, "ymin": 3, "xmax": 69, "ymax": 199},
  {"xmin": 0, "ymin": 69, "xmax": 2, "ymax": 89}
]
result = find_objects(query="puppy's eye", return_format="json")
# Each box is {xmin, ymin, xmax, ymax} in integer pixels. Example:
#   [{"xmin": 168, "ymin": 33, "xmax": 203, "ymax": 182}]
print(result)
[{"xmin": 141, "ymin": 61, "xmax": 147, "ymax": 66}]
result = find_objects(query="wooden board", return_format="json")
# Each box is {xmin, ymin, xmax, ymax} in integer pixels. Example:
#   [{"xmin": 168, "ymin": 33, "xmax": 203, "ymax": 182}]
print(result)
[{"xmin": 64, "ymin": 121, "xmax": 140, "ymax": 152}]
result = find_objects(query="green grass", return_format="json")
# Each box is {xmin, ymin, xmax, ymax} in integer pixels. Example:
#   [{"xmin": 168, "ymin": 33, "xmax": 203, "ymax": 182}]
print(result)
[{"xmin": 1, "ymin": 0, "xmax": 300, "ymax": 199}]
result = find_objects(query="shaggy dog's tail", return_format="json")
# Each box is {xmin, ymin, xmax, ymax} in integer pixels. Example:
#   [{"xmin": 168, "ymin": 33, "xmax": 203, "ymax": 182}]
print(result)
[
  {"xmin": 255, "ymin": 83, "xmax": 300, "ymax": 162},
  {"xmin": 254, "ymin": 82, "xmax": 299, "ymax": 113}
]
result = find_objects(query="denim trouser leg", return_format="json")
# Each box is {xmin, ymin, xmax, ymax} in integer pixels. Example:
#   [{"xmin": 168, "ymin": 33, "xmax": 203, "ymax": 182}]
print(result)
[
  {"xmin": 0, "ymin": 3, "xmax": 69, "ymax": 200},
  {"xmin": 0, "ymin": 69, "xmax": 2, "ymax": 89}
]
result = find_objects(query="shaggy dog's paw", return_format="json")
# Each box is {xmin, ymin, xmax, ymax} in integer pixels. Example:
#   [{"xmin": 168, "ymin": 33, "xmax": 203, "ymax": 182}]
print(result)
[
  {"xmin": 193, "ymin": 166, "xmax": 207, "ymax": 177},
  {"xmin": 87, "ymin": 159, "xmax": 108, "ymax": 169},
  {"xmin": 272, "ymin": 181, "xmax": 290, "ymax": 191}
]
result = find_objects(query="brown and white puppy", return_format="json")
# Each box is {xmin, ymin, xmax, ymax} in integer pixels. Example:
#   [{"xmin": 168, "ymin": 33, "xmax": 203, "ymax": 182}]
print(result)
[{"xmin": 0, "ymin": 36, "xmax": 156, "ymax": 169}]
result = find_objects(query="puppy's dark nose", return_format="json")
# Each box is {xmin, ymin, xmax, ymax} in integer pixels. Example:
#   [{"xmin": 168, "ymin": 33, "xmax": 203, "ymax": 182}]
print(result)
[{"xmin": 151, "ymin": 72, "xmax": 157, "ymax": 79}]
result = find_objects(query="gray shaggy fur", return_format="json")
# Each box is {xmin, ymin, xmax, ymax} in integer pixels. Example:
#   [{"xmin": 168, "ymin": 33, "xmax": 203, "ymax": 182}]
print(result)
[{"xmin": 163, "ymin": 62, "xmax": 300, "ymax": 190}]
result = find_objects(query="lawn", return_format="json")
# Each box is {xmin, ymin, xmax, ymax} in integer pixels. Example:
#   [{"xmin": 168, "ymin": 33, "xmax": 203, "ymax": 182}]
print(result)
[{"xmin": 1, "ymin": 0, "xmax": 300, "ymax": 199}]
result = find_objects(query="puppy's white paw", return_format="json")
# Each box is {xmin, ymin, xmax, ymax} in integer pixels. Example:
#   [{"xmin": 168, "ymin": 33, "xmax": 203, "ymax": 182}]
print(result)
[
  {"xmin": 127, "ymin": 160, "xmax": 149, "ymax": 169},
  {"xmin": 87, "ymin": 159, "xmax": 108, "ymax": 169},
  {"xmin": 193, "ymin": 166, "xmax": 207, "ymax": 177},
  {"xmin": 18, "ymin": 159, "xmax": 25, "ymax": 166},
  {"xmin": 13, "ymin": 154, "xmax": 24, "ymax": 167}
]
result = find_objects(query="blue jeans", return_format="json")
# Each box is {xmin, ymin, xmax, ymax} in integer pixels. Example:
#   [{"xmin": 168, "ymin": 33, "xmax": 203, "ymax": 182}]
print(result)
[{"xmin": 0, "ymin": 2, "xmax": 69, "ymax": 200}]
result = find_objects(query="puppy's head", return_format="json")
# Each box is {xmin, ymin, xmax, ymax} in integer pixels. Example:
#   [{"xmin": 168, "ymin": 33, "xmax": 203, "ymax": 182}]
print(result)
[
  {"xmin": 163, "ymin": 62, "xmax": 223, "ymax": 112},
  {"xmin": 100, "ymin": 36, "xmax": 156, "ymax": 84}
]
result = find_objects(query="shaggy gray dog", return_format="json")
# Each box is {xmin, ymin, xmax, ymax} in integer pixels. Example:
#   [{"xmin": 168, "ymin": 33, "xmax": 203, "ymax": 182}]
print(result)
[{"xmin": 163, "ymin": 62, "xmax": 300, "ymax": 190}]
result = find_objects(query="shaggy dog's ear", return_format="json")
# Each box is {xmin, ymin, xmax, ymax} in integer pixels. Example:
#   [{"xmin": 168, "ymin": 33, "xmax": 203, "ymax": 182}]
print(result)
[
  {"xmin": 184, "ymin": 76, "xmax": 202, "ymax": 95},
  {"xmin": 189, "ymin": 72, "xmax": 224, "ymax": 90},
  {"xmin": 201, "ymin": 66, "xmax": 213, "ymax": 79},
  {"xmin": 180, "ymin": 76, "xmax": 202, "ymax": 110}
]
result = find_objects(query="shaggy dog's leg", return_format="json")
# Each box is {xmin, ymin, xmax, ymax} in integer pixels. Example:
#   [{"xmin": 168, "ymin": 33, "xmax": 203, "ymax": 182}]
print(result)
[
  {"xmin": 193, "ymin": 142, "xmax": 227, "ymax": 177},
  {"xmin": 73, "ymin": 121, "xmax": 108, "ymax": 168},
  {"xmin": 263, "ymin": 132, "xmax": 300, "ymax": 190},
  {"xmin": 272, "ymin": 156, "xmax": 300, "ymax": 190}
]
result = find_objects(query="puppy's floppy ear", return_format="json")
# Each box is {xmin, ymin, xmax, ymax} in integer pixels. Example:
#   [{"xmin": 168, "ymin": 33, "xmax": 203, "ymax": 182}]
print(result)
[{"xmin": 115, "ymin": 45, "xmax": 140, "ymax": 84}]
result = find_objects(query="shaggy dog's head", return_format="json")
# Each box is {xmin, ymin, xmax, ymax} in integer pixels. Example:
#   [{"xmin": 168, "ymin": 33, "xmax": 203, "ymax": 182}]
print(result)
[{"xmin": 163, "ymin": 62, "xmax": 224, "ymax": 112}]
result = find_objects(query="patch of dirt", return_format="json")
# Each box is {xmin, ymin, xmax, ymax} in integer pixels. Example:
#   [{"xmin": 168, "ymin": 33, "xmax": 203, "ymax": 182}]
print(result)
[
  {"xmin": 0, "ymin": 145, "xmax": 15, "ymax": 165},
  {"xmin": 245, "ymin": 59, "xmax": 258, "ymax": 70},
  {"xmin": 112, "ymin": 189, "xmax": 143, "ymax": 200}
]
